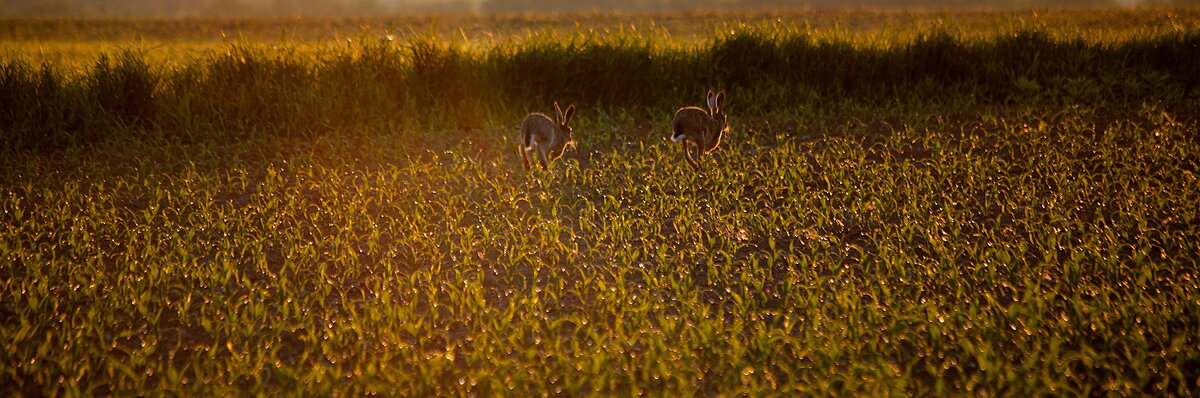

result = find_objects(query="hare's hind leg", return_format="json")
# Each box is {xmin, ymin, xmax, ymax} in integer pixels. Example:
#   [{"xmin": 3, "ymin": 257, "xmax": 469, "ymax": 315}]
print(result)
[
  {"xmin": 520, "ymin": 127, "xmax": 535, "ymax": 171},
  {"xmin": 681, "ymin": 140, "xmax": 701, "ymax": 171},
  {"xmin": 519, "ymin": 144, "xmax": 533, "ymax": 171}
]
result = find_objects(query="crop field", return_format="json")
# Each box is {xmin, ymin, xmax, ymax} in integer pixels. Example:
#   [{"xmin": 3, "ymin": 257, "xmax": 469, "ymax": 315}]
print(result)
[{"xmin": 2, "ymin": 8, "xmax": 1200, "ymax": 396}]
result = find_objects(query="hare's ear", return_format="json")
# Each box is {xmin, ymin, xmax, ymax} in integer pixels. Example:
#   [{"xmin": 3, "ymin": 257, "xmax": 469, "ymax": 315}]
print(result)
[
  {"xmin": 706, "ymin": 90, "xmax": 717, "ymax": 112},
  {"xmin": 563, "ymin": 104, "xmax": 575, "ymax": 125},
  {"xmin": 715, "ymin": 91, "xmax": 726, "ymax": 112},
  {"xmin": 554, "ymin": 102, "xmax": 564, "ymax": 123}
]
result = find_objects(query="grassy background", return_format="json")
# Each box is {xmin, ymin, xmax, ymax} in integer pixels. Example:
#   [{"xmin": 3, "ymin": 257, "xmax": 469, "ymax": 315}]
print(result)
[
  {"xmin": 3, "ymin": 20, "xmax": 1198, "ymax": 152},
  {"xmin": 2, "ymin": 9, "xmax": 1200, "ymax": 396}
]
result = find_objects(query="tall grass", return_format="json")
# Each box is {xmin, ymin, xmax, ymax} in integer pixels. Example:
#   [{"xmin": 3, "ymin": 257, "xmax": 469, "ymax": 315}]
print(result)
[{"xmin": 3, "ymin": 26, "xmax": 1198, "ymax": 151}]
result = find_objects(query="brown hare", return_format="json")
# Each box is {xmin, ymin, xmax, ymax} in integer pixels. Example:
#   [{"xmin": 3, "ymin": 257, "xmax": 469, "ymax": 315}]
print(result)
[
  {"xmin": 519, "ymin": 102, "xmax": 576, "ymax": 171},
  {"xmin": 670, "ymin": 90, "xmax": 727, "ymax": 171}
]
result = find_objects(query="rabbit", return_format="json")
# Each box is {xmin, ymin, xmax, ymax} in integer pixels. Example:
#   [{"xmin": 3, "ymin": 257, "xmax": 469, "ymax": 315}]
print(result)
[
  {"xmin": 519, "ymin": 102, "xmax": 576, "ymax": 171},
  {"xmin": 670, "ymin": 90, "xmax": 727, "ymax": 171}
]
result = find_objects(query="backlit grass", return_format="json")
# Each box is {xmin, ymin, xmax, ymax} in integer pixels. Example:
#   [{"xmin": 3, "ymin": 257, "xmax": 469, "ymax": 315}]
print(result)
[{"xmin": 2, "ymin": 9, "xmax": 1199, "ymax": 396}]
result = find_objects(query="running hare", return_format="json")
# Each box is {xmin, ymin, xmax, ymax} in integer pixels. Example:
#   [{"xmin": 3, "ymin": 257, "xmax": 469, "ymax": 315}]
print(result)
[
  {"xmin": 670, "ymin": 90, "xmax": 727, "ymax": 171},
  {"xmin": 519, "ymin": 102, "xmax": 576, "ymax": 171}
]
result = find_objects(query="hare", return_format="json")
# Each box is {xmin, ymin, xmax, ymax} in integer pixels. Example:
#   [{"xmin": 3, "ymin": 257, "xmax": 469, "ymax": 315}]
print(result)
[
  {"xmin": 519, "ymin": 102, "xmax": 577, "ymax": 171},
  {"xmin": 670, "ymin": 90, "xmax": 727, "ymax": 171}
]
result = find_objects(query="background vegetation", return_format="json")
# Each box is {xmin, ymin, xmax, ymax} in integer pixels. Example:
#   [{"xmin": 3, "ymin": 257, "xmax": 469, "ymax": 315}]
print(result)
[
  {"xmin": 2, "ymin": 10, "xmax": 1198, "ymax": 152},
  {"xmin": 9, "ymin": 0, "xmax": 1193, "ymax": 18},
  {"xmin": 1, "ymin": 9, "xmax": 1198, "ymax": 396}
]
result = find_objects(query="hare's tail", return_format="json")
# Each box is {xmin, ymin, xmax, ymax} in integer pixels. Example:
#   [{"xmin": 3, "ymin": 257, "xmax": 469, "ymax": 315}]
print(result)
[
  {"xmin": 670, "ymin": 128, "xmax": 688, "ymax": 142},
  {"xmin": 521, "ymin": 129, "xmax": 535, "ymax": 150}
]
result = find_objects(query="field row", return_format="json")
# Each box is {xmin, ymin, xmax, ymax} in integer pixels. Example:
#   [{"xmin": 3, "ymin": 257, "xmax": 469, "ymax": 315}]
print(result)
[{"xmin": 2, "ymin": 105, "xmax": 1198, "ymax": 394}]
